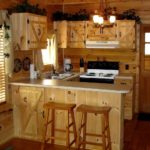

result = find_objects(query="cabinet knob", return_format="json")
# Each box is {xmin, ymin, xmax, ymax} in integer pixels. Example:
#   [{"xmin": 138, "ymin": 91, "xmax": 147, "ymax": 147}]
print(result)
[
  {"xmin": 49, "ymin": 97, "xmax": 53, "ymax": 100},
  {"xmin": 68, "ymin": 91, "xmax": 71, "ymax": 94},
  {"xmin": 23, "ymin": 97, "xmax": 27, "ymax": 103},
  {"xmin": 42, "ymin": 111, "xmax": 45, "ymax": 118}
]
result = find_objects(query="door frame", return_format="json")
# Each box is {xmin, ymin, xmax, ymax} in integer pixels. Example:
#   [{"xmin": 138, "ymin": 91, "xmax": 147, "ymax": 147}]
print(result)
[{"xmin": 139, "ymin": 24, "xmax": 150, "ymax": 113}]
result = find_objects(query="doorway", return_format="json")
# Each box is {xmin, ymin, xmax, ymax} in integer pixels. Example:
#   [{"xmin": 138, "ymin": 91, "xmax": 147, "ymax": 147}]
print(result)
[{"xmin": 139, "ymin": 24, "xmax": 150, "ymax": 113}]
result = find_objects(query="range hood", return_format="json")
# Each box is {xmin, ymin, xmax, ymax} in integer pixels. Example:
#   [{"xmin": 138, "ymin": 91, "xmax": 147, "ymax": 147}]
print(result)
[{"xmin": 86, "ymin": 40, "xmax": 120, "ymax": 48}]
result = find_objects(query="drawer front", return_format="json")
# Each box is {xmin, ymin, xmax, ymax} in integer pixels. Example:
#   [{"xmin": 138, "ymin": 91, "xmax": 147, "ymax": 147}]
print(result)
[{"xmin": 115, "ymin": 78, "xmax": 133, "ymax": 86}]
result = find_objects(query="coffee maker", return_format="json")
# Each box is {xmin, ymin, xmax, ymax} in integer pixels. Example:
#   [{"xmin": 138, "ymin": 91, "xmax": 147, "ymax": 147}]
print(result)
[{"xmin": 64, "ymin": 58, "xmax": 73, "ymax": 73}]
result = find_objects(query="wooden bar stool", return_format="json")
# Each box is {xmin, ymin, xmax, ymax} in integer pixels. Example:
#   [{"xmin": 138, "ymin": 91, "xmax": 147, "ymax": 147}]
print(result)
[
  {"xmin": 76, "ymin": 104, "xmax": 111, "ymax": 150},
  {"xmin": 41, "ymin": 102, "xmax": 77, "ymax": 150}
]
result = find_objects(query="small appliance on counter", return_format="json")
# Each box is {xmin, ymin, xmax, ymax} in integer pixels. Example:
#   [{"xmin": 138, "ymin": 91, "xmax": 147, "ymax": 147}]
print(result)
[{"xmin": 64, "ymin": 58, "xmax": 73, "ymax": 73}]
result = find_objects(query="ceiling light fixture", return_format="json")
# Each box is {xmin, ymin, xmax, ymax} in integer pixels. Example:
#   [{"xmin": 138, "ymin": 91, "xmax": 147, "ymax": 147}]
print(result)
[{"xmin": 93, "ymin": 0, "xmax": 116, "ymax": 31}]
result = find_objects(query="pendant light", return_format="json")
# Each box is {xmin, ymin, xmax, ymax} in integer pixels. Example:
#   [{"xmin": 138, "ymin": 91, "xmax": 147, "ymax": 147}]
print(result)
[{"xmin": 93, "ymin": 0, "xmax": 116, "ymax": 28}]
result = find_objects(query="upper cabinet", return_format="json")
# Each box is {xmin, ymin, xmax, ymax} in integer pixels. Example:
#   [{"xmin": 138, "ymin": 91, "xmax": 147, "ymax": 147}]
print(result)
[
  {"xmin": 67, "ymin": 21, "xmax": 86, "ymax": 48},
  {"xmin": 11, "ymin": 13, "xmax": 47, "ymax": 50},
  {"xmin": 53, "ymin": 21, "xmax": 67, "ymax": 48},
  {"xmin": 54, "ymin": 20, "xmax": 135, "ymax": 49},
  {"xmin": 116, "ymin": 20, "xmax": 135, "ymax": 49},
  {"xmin": 86, "ymin": 21, "xmax": 117, "ymax": 41}
]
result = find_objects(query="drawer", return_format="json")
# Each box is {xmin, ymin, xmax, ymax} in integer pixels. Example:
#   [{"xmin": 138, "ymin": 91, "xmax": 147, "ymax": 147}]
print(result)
[{"xmin": 114, "ymin": 78, "xmax": 133, "ymax": 86}]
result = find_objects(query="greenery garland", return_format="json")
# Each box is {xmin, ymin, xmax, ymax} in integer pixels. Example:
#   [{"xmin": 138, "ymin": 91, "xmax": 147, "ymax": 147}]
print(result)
[
  {"xmin": 52, "ymin": 9, "xmax": 90, "ymax": 21},
  {"xmin": 7, "ymin": 0, "xmax": 47, "ymax": 16},
  {"xmin": 52, "ymin": 8, "xmax": 141, "ymax": 23}
]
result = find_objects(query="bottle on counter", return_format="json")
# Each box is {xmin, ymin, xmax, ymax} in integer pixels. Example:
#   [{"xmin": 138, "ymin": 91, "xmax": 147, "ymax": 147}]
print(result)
[{"xmin": 80, "ymin": 57, "xmax": 85, "ymax": 73}]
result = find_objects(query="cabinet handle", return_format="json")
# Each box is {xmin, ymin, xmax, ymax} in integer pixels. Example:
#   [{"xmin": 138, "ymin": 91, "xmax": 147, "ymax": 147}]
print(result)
[
  {"xmin": 119, "ymin": 32, "xmax": 121, "ymax": 37},
  {"xmin": 0, "ymin": 125, "xmax": 2, "ymax": 131},
  {"xmin": 42, "ymin": 111, "xmax": 45, "ymax": 118},
  {"xmin": 120, "ymin": 82, "xmax": 126, "ymax": 85},
  {"xmin": 23, "ymin": 97, "xmax": 27, "ymax": 103}
]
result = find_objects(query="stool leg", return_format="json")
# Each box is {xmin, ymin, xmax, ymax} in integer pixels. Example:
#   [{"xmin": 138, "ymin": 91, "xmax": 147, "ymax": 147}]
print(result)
[
  {"xmin": 105, "ymin": 113, "xmax": 111, "ymax": 150},
  {"xmin": 102, "ymin": 115, "xmax": 106, "ymax": 150},
  {"xmin": 82, "ymin": 112, "xmax": 87, "ymax": 150},
  {"xmin": 70, "ymin": 109, "xmax": 77, "ymax": 148},
  {"xmin": 77, "ymin": 112, "xmax": 83, "ymax": 149},
  {"xmin": 66, "ymin": 110, "xmax": 70, "ymax": 150},
  {"xmin": 41, "ymin": 108, "xmax": 50, "ymax": 150},
  {"xmin": 51, "ymin": 109, "xmax": 55, "ymax": 145}
]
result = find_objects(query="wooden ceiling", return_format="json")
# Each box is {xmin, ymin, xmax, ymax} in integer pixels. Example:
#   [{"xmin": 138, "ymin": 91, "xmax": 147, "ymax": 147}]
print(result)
[
  {"xmin": 0, "ymin": 0, "xmax": 150, "ymax": 23},
  {"xmin": 0, "ymin": 0, "xmax": 150, "ymax": 11}
]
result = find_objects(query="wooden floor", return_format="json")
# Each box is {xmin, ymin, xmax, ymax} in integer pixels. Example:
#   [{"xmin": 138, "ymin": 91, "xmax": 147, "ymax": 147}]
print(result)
[{"xmin": 1, "ymin": 118, "xmax": 150, "ymax": 150}]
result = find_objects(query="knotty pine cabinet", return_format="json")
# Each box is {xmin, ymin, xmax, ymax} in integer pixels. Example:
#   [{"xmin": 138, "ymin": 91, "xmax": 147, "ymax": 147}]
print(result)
[
  {"xmin": 67, "ymin": 21, "xmax": 86, "ymax": 48},
  {"xmin": 86, "ymin": 21, "xmax": 117, "ymax": 41},
  {"xmin": 11, "ymin": 13, "xmax": 47, "ymax": 50},
  {"xmin": 54, "ymin": 21, "xmax": 67, "ymax": 48},
  {"xmin": 44, "ymin": 88, "xmax": 122, "ymax": 150},
  {"xmin": 12, "ymin": 85, "xmax": 124, "ymax": 150},
  {"xmin": 116, "ymin": 20, "xmax": 135, "ymax": 49},
  {"xmin": 54, "ymin": 20, "xmax": 135, "ymax": 49},
  {"xmin": 12, "ymin": 86, "xmax": 45, "ymax": 140},
  {"xmin": 115, "ymin": 77, "xmax": 134, "ymax": 120}
]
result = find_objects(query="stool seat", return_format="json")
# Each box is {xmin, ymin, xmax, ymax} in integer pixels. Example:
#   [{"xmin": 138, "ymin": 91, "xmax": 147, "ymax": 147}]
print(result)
[
  {"xmin": 44, "ymin": 102, "xmax": 76, "ymax": 110},
  {"xmin": 77, "ymin": 104, "xmax": 111, "ymax": 114},
  {"xmin": 41, "ymin": 102, "xmax": 77, "ymax": 150},
  {"xmin": 77, "ymin": 104, "xmax": 111, "ymax": 150}
]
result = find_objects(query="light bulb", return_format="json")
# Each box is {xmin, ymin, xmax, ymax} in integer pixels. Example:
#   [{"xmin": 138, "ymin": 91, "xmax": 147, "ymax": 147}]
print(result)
[
  {"xmin": 93, "ymin": 15, "xmax": 100, "ymax": 24},
  {"xmin": 109, "ymin": 15, "xmax": 116, "ymax": 23},
  {"xmin": 98, "ymin": 16, "xmax": 104, "ymax": 24}
]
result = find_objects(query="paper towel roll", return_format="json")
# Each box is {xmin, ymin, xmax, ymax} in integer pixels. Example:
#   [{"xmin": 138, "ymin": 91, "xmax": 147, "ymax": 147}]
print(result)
[{"xmin": 30, "ymin": 64, "xmax": 35, "ymax": 79}]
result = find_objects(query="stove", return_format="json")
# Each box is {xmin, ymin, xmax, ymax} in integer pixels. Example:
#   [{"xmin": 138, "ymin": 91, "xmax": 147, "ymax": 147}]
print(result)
[{"xmin": 80, "ymin": 61, "xmax": 119, "ymax": 84}]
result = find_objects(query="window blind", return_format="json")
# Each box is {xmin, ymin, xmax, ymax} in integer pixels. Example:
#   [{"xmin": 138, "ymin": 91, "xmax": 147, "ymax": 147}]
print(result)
[{"xmin": 0, "ymin": 28, "xmax": 6, "ymax": 103}]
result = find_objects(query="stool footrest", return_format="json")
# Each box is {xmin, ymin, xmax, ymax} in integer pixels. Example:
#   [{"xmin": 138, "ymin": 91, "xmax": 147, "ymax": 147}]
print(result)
[
  {"xmin": 68, "ymin": 122, "xmax": 73, "ymax": 128},
  {"xmin": 48, "ymin": 136, "xmax": 66, "ymax": 140},
  {"xmin": 69, "ymin": 139, "xmax": 76, "ymax": 147},
  {"xmin": 81, "ymin": 141, "xmax": 103, "ymax": 146},
  {"xmin": 45, "ymin": 119, "xmax": 53, "ymax": 126}
]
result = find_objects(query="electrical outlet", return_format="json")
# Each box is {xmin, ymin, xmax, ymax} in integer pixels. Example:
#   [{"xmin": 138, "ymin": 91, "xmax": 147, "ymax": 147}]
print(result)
[{"xmin": 125, "ymin": 64, "xmax": 129, "ymax": 70}]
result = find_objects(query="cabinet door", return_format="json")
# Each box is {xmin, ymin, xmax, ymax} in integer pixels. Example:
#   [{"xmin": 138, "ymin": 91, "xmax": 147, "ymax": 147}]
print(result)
[
  {"xmin": 54, "ymin": 21, "xmax": 67, "ymax": 48},
  {"xmin": 11, "ymin": 13, "xmax": 47, "ymax": 50},
  {"xmin": 27, "ymin": 14, "xmax": 47, "ymax": 50},
  {"xmin": 86, "ymin": 21, "xmax": 117, "ymax": 41},
  {"xmin": 68, "ymin": 21, "xmax": 86, "ymax": 48},
  {"xmin": 117, "ymin": 20, "xmax": 135, "ymax": 49},
  {"xmin": 13, "ymin": 86, "xmax": 44, "ymax": 139},
  {"xmin": 44, "ymin": 88, "xmax": 66, "ymax": 145},
  {"xmin": 97, "ymin": 92, "xmax": 123, "ymax": 150}
]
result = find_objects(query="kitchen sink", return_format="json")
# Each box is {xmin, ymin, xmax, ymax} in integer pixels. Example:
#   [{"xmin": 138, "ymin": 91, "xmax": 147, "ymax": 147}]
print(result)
[{"xmin": 42, "ymin": 72, "xmax": 80, "ymax": 81}]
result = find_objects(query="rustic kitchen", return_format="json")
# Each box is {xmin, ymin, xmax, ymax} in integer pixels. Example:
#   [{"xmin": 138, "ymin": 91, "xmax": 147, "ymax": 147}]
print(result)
[{"xmin": 0, "ymin": 0, "xmax": 150, "ymax": 150}]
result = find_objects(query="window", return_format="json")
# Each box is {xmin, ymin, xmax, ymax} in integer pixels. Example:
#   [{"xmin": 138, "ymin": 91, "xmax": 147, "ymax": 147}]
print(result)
[
  {"xmin": 41, "ymin": 39, "xmax": 51, "ymax": 65},
  {"xmin": 145, "ymin": 32, "xmax": 150, "ymax": 55},
  {"xmin": 41, "ymin": 34, "xmax": 57, "ymax": 69},
  {"xmin": 0, "ymin": 28, "xmax": 6, "ymax": 103}
]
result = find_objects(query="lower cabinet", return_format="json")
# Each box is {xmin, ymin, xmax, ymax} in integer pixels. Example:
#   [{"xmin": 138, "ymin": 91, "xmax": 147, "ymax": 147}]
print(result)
[
  {"xmin": 114, "ymin": 77, "xmax": 134, "ymax": 120},
  {"xmin": 44, "ymin": 88, "xmax": 123, "ymax": 150},
  {"xmin": 12, "ymin": 86, "xmax": 45, "ymax": 140},
  {"xmin": 12, "ymin": 86, "xmax": 124, "ymax": 150}
]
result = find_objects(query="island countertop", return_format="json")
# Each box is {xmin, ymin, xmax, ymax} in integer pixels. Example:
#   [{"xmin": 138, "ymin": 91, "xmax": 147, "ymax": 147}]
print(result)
[{"xmin": 10, "ymin": 78, "xmax": 131, "ymax": 93}]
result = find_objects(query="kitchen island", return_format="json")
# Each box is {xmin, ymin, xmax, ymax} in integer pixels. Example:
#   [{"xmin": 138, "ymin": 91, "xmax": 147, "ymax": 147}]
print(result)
[{"xmin": 10, "ymin": 79, "xmax": 131, "ymax": 150}]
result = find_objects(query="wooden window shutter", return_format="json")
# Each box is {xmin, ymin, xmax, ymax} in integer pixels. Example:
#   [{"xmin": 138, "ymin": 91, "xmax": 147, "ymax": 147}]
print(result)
[{"xmin": 0, "ymin": 28, "xmax": 6, "ymax": 103}]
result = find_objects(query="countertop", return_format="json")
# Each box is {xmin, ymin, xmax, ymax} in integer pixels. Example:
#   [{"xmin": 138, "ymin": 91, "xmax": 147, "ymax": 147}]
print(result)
[{"xmin": 10, "ymin": 78, "xmax": 131, "ymax": 93}]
